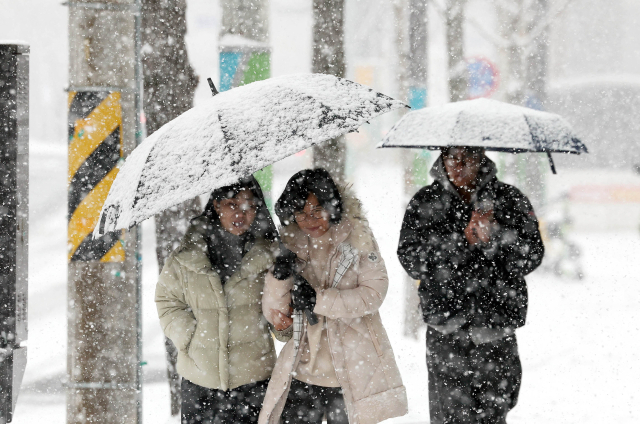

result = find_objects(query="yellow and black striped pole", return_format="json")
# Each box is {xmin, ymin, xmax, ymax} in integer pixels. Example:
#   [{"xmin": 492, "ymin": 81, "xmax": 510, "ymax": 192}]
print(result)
[
  {"xmin": 68, "ymin": 90, "xmax": 125, "ymax": 263},
  {"xmin": 66, "ymin": 1, "xmax": 143, "ymax": 422}
]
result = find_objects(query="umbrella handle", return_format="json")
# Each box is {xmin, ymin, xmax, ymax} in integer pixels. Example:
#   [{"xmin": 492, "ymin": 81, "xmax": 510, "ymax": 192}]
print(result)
[
  {"xmin": 305, "ymin": 309, "xmax": 319, "ymax": 326},
  {"xmin": 207, "ymin": 78, "xmax": 219, "ymax": 96},
  {"xmin": 546, "ymin": 151, "xmax": 557, "ymax": 174}
]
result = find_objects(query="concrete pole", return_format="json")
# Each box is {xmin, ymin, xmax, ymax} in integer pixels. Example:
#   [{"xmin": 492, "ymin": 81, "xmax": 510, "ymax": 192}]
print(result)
[
  {"xmin": 219, "ymin": 0, "xmax": 273, "ymax": 207},
  {"xmin": 312, "ymin": 0, "xmax": 347, "ymax": 185},
  {"xmin": 66, "ymin": 1, "xmax": 142, "ymax": 423}
]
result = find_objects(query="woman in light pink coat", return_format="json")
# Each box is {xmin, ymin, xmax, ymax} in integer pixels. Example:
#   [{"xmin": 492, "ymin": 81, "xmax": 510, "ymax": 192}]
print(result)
[{"xmin": 259, "ymin": 169, "xmax": 407, "ymax": 424}]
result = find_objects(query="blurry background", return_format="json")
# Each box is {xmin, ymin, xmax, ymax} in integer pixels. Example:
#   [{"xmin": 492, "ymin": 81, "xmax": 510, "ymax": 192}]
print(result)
[{"xmin": 1, "ymin": 0, "xmax": 639, "ymax": 422}]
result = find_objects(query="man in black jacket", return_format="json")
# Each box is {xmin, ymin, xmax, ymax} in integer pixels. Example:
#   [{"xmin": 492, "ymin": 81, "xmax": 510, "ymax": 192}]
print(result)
[{"xmin": 398, "ymin": 147, "xmax": 544, "ymax": 424}]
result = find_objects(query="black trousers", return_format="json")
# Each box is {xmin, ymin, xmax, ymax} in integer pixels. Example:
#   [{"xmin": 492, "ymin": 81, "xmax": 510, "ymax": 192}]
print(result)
[
  {"xmin": 426, "ymin": 328, "xmax": 522, "ymax": 424},
  {"xmin": 181, "ymin": 378, "xmax": 269, "ymax": 424},
  {"xmin": 281, "ymin": 379, "xmax": 349, "ymax": 424}
]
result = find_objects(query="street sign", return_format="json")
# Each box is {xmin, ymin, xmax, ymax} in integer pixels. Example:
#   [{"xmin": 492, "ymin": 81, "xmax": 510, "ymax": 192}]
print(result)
[
  {"xmin": 67, "ymin": 91, "xmax": 125, "ymax": 262},
  {"xmin": 467, "ymin": 56, "xmax": 500, "ymax": 99}
]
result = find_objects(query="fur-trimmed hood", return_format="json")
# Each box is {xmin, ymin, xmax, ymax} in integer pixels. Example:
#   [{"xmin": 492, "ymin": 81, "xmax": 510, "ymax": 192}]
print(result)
[{"xmin": 279, "ymin": 185, "xmax": 375, "ymax": 257}]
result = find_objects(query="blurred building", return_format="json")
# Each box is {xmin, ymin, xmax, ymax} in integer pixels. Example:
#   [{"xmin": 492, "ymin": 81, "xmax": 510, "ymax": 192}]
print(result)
[
  {"xmin": 545, "ymin": 0, "xmax": 640, "ymax": 231},
  {"xmin": 547, "ymin": 0, "xmax": 640, "ymax": 170}
]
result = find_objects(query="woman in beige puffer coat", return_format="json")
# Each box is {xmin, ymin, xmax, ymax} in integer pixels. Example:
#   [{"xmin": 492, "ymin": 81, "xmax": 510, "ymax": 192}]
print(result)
[
  {"xmin": 258, "ymin": 169, "xmax": 408, "ymax": 424},
  {"xmin": 155, "ymin": 177, "xmax": 289, "ymax": 424}
]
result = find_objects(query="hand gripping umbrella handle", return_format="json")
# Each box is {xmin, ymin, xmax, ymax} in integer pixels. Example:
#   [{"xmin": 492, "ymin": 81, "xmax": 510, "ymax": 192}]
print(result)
[{"xmin": 305, "ymin": 309, "xmax": 319, "ymax": 326}]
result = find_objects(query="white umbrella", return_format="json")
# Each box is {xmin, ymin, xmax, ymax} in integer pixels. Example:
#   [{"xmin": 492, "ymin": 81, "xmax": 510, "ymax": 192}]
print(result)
[
  {"xmin": 377, "ymin": 98, "xmax": 587, "ymax": 173},
  {"xmin": 94, "ymin": 74, "xmax": 406, "ymax": 236}
]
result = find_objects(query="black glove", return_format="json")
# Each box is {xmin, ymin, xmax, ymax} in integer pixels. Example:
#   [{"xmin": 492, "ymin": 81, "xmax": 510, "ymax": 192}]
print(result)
[
  {"xmin": 291, "ymin": 274, "xmax": 316, "ymax": 311},
  {"xmin": 291, "ymin": 274, "xmax": 319, "ymax": 325},
  {"xmin": 273, "ymin": 249, "xmax": 297, "ymax": 280}
]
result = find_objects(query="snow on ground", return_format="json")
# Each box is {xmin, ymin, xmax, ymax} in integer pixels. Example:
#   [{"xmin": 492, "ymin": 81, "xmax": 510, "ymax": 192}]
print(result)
[{"xmin": 13, "ymin": 141, "xmax": 640, "ymax": 423}]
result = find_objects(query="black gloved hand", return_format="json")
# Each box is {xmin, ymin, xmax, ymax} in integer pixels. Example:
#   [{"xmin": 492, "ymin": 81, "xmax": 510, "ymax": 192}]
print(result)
[
  {"xmin": 291, "ymin": 274, "xmax": 316, "ymax": 313},
  {"xmin": 291, "ymin": 274, "xmax": 319, "ymax": 326},
  {"xmin": 273, "ymin": 249, "xmax": 297, "ymax": 280}
]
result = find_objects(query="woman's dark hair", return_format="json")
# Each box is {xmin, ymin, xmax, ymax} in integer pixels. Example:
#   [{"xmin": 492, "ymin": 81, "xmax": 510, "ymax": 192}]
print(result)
[
  {"xmin": 202, "ymin": 175, "xmax": 278, "ymax": 243},
  {"xmin": 275, "ymin": 168, "xmax": 343, "ymax": 226}
]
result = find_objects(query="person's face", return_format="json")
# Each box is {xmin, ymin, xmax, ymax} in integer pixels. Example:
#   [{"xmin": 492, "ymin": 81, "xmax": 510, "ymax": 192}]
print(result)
[
  {"xmin": 294, "ymin": 193, "xmax": 331, "ymax": 239},
  {"xmin": 213, "ymin": 189, "xmax": 257, "ymax": 236},
  {"xmin": 443, "ymin": 147, "xmax": 484, "ymax": 189}
]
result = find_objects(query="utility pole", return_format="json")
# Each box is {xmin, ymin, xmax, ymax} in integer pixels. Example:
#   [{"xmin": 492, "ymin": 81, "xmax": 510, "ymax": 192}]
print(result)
[
  {"xmin": 0, "ymin": 42, "xmax": 29, "ymax": 424},
  {"xmin": 219, "ymin": 0, "xmax": 273, "ymax": 207},
  {"xmin": 141, "ymin": 0, "xmax": 200, "ymax": 415},
  {"xmin": 312, "ymin": 0, "xmax": 347, "ymax": 184},
  {"xmin": 66, "ymin": 1, "xmax": 142, "ymax": 423},
  {"xmin": 446, "ymin": 0, "xmax": 467, "ymax": 102},
  {"xmin": 401, "ymin": 0, "xmax": 430, "ymax": 338}
]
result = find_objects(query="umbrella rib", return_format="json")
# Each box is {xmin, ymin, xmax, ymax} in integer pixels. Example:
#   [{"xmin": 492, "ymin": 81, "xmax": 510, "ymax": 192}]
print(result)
[
  {"xmin": 450, "ymin": 110, "xmax": 462, "ymax": 147},
  {"xmin": 523, "ymin": 114, "xmax": 542, "ymax": 152},
  {"xmin": 546, "ymin": 151, "xmax": 557, "ymax": 174}
]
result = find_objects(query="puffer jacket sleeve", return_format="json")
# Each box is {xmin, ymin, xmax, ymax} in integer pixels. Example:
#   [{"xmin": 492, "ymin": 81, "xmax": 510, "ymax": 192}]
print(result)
[
  {"xmin": 480, "ymin": 184, "xmax": 544, "ymax": 278},
  {"xmin": 262, "ymin": 271, "xmax": 294, "ymax": 342},
  {"xmin": 397, "ymin": 185, "xmax": 474, "ymax": 281},
  {"xmin": 314, "ymin": 229, "xmax": 389, "ymax": 320},
  {"xmin": 155, "ymin": 255, "xmax": 197, "ymax": 352},
  {"xmin": 397, "ymin": 184, "xmax": 476, "ymax": 326}
]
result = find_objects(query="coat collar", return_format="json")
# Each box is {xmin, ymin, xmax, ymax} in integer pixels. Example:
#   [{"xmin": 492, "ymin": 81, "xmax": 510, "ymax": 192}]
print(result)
[
  {"xmin": 174, "ymin": 219, "xmax": 275, "ymax": 280},
  {"xmin": 173, "ymin": 218, "xmax": 212, "ymax": 274}
]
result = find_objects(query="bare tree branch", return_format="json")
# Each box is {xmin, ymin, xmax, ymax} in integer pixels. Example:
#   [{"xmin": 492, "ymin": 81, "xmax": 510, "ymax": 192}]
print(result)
[
  {"xmin": 524, "ymin": 0, "xmax": 576, "ymax": 44},
  {"xmin": 472, "ymin": 0, "xmax": 576, "ymax": 49},
  {"xmin": 427, "ymin": 0, "xmax": 447, "ymax": 21},
  {"xmin": 492, "ymin": 0, "xmax": 519, "ymax": 15},
  {"xmin": 467, "ymin": 15, "xmax": 509, "ymax": 48}
]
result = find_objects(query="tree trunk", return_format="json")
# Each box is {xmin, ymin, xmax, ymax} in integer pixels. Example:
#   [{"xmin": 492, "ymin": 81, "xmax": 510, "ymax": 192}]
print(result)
[
  {"xmin": 446, "ymin": 0, "xmax": 467, "ymax": 102},
  {"xmin": 141, "ymin": 0, "xmax": 201, "ymax": 415},
  {"xmin": 400, "ymin": 0, "xmax": 430, "ymax": 338},
  {"xmin": 498, "ymin": 0, "xmax": 526, "ymax": 106},
  {"xmin": 221, "ymin": 0, "xmax": 268, "ymax": 41},
  {"xmin": 496, "ymin": 0, "xmax": 548, "ymax": 210},
  {"xmin": 408, "ymin": 0, "xmax": 428, "ymax": 109},
  {"xmin": 523, "ymin": 0, "xmax": 549, "ymax": 210},
  {"xmin": 312, "ymin": 0, "xmax": 347, "ymax": 185}
]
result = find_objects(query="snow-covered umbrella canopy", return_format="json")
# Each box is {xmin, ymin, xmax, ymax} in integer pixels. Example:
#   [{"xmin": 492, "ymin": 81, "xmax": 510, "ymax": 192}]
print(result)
[
  {"xmin": 377, "ymin": 98, "xmax": 588, "ymax": 169},
  {"xmin": 94, "ymin": 73, "xmax": 406, "ymax": 236}
]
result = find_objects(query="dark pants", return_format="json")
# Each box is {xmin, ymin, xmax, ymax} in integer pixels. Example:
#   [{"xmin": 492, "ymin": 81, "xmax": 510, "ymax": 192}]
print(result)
[
  {"xmin": 181, "ymin": 378, "xmax": 269, "ymax": 424},
  {"xmin": 426, "ymin": 327, "xmax": 522, "ymax": 424},
  {"xmin": 281, "ymin": 379, "xmax": 349, "ymax": 424}
]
